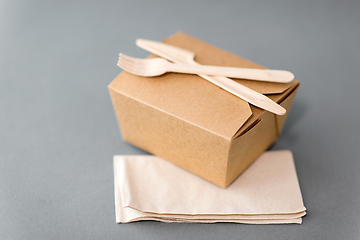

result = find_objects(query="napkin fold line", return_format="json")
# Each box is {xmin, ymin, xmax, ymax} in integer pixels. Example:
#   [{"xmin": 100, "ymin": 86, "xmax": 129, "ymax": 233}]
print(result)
[
  {"xmin": 125, "ymin": 205, "xmax": 306, "ymax": 219},
  {"xmin": 119, "ymin": 204, "xmax": 304, "ymax": 224}
]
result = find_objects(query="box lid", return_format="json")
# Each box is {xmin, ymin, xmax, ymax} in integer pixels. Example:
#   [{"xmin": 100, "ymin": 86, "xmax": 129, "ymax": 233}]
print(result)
[{"xmin": 109, "ymin": 32, "xmax": 297, "ymax": 140}]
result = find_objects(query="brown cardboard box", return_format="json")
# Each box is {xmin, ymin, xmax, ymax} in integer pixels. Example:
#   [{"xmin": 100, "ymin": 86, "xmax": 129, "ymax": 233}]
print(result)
[{"xmin": 109, "ymin": 32, "xmax": 299, "ymax": 188}]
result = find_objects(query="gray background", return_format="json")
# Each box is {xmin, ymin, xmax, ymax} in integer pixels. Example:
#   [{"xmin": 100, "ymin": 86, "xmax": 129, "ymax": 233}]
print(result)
[{"xmin": 1, "ymin": 0, "xmax": 359, "ymax": 239}]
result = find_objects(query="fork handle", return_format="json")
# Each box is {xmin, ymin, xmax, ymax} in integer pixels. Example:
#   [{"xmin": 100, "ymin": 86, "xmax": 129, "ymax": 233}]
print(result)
[{"xmin": 168, "ymin": 63, "xmax": 294, "ymax": 83}]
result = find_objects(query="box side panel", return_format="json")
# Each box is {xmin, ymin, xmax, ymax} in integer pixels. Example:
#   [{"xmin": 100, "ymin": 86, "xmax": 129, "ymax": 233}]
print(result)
[
  {"xmin": 232, "ymin": 81, "xmax": 299, "ymax": 140},
  {"xmin": 109, "ymin": 87, "xmax": 230, "ymax": 187},
  {"xmin": 225, "ymin": 110, "xmax": 278, "ymax": 187},
  {"xmin": 275, "ymin": 86, "xmax": 299, "ymax": 136}
]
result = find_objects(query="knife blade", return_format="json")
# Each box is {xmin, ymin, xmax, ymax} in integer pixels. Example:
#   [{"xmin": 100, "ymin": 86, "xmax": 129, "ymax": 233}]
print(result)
[{"xmin": 136, "ymin": 38, "xmax": 286, "ymax": 115}]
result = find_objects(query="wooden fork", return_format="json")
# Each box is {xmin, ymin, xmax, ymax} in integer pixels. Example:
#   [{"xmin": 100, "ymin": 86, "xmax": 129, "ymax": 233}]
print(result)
[{"xmin": 118, "ymin": 53, "xmax": 294, "ymax": 83}]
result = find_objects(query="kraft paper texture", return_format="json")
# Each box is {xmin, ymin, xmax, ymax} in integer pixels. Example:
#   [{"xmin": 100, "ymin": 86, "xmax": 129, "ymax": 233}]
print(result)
[
  {"xmin": 109, "ymin": 32, "xmax": 299, "ymax": 188},
  {"xmin": 113, "ymin": 150, "xmax": 306, "ymax": 224}
]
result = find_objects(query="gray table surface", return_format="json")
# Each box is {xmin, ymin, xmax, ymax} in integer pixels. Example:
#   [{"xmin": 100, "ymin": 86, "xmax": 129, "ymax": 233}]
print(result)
[{"xmin": 1, "ymin": 0, "xmax": 360, "ymax": 239}]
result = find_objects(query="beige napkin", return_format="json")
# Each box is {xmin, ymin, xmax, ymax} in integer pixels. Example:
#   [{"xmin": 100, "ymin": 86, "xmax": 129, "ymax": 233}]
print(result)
[{"xmin": 114, "ymin": 150, "xmax": 306, "ymax": 224}]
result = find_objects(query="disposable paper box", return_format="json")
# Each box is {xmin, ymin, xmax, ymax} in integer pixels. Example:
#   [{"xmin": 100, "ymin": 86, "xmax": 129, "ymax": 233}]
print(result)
[{"xmin": 109, "ymin": 32, "xmax": 299, "ymax": 188}]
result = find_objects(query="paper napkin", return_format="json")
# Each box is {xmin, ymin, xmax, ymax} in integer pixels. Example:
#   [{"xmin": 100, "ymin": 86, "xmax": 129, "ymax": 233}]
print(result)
[{"xmin": 113, "ymin": 150, "xmax": 306, "ymax": 224}]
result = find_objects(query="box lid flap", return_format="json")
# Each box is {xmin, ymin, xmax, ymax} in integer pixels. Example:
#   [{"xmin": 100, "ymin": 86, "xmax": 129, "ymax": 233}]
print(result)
[{"xmin": 109, "ymin": 32, "xmax": 296, "ymax": 140}]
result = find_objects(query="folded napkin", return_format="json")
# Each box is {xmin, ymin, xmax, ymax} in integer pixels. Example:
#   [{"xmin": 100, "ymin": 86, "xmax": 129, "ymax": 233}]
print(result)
[{"xmin": 114, "ymin": 150, "xmax": 306, "ymax": 224}]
